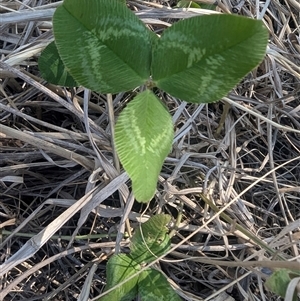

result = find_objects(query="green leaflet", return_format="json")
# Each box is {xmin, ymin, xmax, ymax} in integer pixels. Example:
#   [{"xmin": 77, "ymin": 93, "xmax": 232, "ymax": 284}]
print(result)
[
  {"xmin": 265, "ymin": 268, "xmax": 299, "ymax": 301},
  {"xmin": 138, "ymin": 269, "xmax": 182, "ymax": 301},
  {"xmin": 38, "ymin": 41, "xmax": 77, "ymax": 87},
  {"xmin": 99, "ymin": 254, "xmax": 140, "ymax": 301},
  {"xmin": 152, "ymin": 14, "xmax": 268, "ymax": 103},
  {"xmin": 114, "ymin": 90, "xmax": 173, "ymax": 202},
  {"xmin": 53, "ymin": 0, "xmax": 153, "ymax": 93},
  {"xmin": 130, "ymin": 214, "xmax": 171, "ymax": 263}
]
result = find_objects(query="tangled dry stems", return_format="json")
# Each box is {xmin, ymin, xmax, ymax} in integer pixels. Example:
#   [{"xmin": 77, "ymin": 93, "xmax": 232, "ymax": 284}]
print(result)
[{"xmin": 1, "ymin": 0, "xmax": 300, "ymax": 300}]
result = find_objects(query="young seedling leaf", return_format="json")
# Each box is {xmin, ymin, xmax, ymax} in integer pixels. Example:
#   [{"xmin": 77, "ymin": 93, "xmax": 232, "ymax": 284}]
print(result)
[
  {"xmin": 265, "ymin": 268, "xmax": 299, "ymax": 301},
  {"xmin": 38, "ymin": 41, "xmax": 77, "ymax": 87},
  {"xmin": 114, "ymin": 90, "xmax": 173, "ymax": 202},
  {"xmin": 53, "ymin": 0, "xmax": 154, "ymax": 93},
  {"xmin": 99, "ymin": 254, "xmax": 140, "ymax": 301},
  {"xmin": 130, "ymin": 214, "xmax": 171, "ymax": 263},
  {"xmin": 152, "ymin": 14, "xmax": 268, "ymax": 103},
  {"xmin": 138, "ymin": 269, "xmax": 182, "ymax": 301}
]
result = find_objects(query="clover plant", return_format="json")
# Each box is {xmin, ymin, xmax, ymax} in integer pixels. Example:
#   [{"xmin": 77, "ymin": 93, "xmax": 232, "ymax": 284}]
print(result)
[
  {"xmin": 39, "ymin": 0, "xmax": 268, "ymax": 203},
  {"xmin": 38, "ymin": 0, "xmax": 270, "ymax": 299},
  {"xmin": 98, "ymin": 214, "xmax": 181, "ymax": 301}
]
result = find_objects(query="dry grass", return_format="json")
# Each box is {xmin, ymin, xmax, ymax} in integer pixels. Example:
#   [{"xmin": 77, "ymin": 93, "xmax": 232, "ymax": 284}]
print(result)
[{"xmin": 1, "ymin": 0, "xmax": 300, "ymax": 300}]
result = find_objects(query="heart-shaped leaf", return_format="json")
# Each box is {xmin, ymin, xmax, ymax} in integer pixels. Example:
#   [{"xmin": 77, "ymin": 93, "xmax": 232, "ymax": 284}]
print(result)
[
  {"xmin": 38, "ymin": 41, "xmax": 77, "ymax": 87},
  {"xmin": 152, "ymin": 14, "xmax": 268, "ymax": 103},
  {"xmin": 100, "ymin": 254, "xmax": 140, "ymax": 301},
  {"xmin": 138, "ymin": 269, "xmax": 182, "ymax": 301},
  {"xmin": 114, "ymin": 90, "xmax": 173, "ymax": 202},
  {"xmin": 130, "ymin": 214, "xmax": 171, "ymax": 263},
  {"xmin": 53, "ymin": 0, "xmax": 154, "ymax": 93}
]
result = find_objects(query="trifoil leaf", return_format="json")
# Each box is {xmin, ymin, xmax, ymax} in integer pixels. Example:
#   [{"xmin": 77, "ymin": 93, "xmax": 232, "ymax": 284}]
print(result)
[
  {"xmin": 114, "ymin": 90, "xmax": 173, "ymax": 202},
  {"xmin": 152, "ymin": 14, "xmax": 268, "ymax": 103},
  {"xmin": 130, "ymin": 214, "xmax": 171, "ymax": 263},
  {"xmin": 53, "ymin": 0, "xmax": 154, "ymax": 93},
  {"xmin": 99, "ymin": 254, "xmax": 140, "ymax": 301}
]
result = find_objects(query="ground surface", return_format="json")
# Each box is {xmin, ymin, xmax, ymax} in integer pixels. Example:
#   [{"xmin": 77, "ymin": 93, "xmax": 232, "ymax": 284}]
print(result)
[{"xmin": 1, "ymin": 0, "xmax": 300, "ymax": 300}]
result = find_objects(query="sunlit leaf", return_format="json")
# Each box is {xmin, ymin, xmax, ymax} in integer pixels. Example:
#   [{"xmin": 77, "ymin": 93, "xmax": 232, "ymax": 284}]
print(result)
[
  {"xmin": 114, "ymin": 90, "xmax": 173, "ymax": 202},
  {"xmin": 38, "ymin": 41, "xmax": 77, "ymax": 87},
  {"xmin": 138, "ymin": 269, "xmax": 182, "ymax": 301},
  {"xmin": 99, "ymin": 254, "xmax": 140, "ymax": 301},
  {"xmin": 130, "ymin": 214, "xmax": 171, "ymax": 263},
  {"xmin": 152, "ymin": 14, "xmax": 268, "ymax": 103},
  {"xmin": 53, "ymin": 0, "xmax": 154, "ymax": 93}
]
